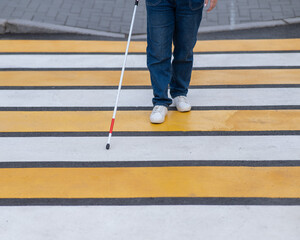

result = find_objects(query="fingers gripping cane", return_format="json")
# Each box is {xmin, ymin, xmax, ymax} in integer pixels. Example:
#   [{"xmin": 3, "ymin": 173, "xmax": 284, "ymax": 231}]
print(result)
[{"xmin": 106, "ymin": 0, "xmax": 139, "ymax": 150}]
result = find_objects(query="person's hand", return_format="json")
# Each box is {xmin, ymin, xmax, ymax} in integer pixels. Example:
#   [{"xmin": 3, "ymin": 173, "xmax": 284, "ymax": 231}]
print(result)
[{"xmin": 205, "ymin": 0, "xmax": 218, "ymax": 12}]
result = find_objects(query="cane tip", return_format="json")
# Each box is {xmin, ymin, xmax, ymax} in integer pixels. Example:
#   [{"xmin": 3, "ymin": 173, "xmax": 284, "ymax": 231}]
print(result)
[{"xmin": 106, "ymin": 143, "xmax": 110, "ymax": 150}]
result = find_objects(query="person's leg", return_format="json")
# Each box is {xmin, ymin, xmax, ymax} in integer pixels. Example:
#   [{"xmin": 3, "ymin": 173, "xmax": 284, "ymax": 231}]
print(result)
[
  {"xmin": 146, "ymin": 0, "xmax": 176, "ymax": 107},
  {"xmin": 170, "ymin": 0, "xmax": 204, "ymax": 99}
]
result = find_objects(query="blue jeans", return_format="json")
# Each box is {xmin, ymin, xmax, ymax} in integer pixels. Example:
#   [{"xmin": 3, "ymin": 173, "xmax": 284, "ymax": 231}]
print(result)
[{"xmin": 146, "ymin": 0, "xmax": 204, "ymax": 107}]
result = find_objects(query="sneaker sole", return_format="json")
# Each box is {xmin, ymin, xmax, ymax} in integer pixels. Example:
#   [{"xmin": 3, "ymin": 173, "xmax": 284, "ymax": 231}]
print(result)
[
  {"xmin": 176, "ymin": 107, "xmax": 192, "ymax": 112},
  {"xmin": 150, "ymin": 119, "xmax": 165, "ymax": 124}
]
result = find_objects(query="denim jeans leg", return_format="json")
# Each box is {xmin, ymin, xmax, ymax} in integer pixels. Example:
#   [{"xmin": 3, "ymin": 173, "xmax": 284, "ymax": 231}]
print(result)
[
  {"xmin": 146, "ymin": 0, "xmax": 175, "ymax": 107},
  {"xmin": 170, "ymin": 0, "xmax": 204, "ymax": 99}
]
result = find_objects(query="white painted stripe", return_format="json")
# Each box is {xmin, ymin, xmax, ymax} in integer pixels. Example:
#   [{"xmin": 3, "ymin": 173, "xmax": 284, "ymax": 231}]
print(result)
[
  {"xmin": 1, "ymin": 88, "xmax": 300, "ymax": 107},
  {"xmin": 1, "ymin": 136, "xmax": 300, "ymax": 161},
  {"xmin": 0, "ymin": 53, "xmax": 299, "ymax": 69},
  {"xmin": 0, "ymin": 206, "xmax": 299, "ymax": 240},
  {"xmin": 193, "ymin": 53, "xmax": 300, "ymax": 67}
]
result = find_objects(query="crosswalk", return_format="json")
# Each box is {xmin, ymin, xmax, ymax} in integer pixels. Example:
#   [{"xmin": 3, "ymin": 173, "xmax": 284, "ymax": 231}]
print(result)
[{"xmin": 0, "ymin": 38, "xmax": 299, "ymax": 239}]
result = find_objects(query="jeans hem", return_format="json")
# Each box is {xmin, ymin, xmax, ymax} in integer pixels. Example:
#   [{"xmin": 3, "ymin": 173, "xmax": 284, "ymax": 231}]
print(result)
[
  {"xmin": 153, "ymin": 103, "xmax": 169, "ymax": 108},
  {"xmin": 171, "ymin": 93, "xmax": 187, "ymax": 99}
]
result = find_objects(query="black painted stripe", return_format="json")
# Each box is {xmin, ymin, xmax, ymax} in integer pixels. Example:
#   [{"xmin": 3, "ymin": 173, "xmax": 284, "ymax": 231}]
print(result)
[
  {"xmin": 0, "ymin": 130, "xmax": 300, "ymax": 137},
  {"xmin": 0, "ymin": 66, "xmax": 299, "ymax": 71},
  {"xmin": 0, "ymin": 86, "xmax": 149, "ymax": 90},
  {"xmin": 0, "ymin": 52, "xmax": 140, "ymax": 55},
  {"xmin": 0, "ymin": 197, "xmax": 299, "ymax": 206},
  {"xmin": 195, "ymin": 51, "xmax": 300, "ymax": 54},
  {"xmin": 1, "ymin": 50, "xmax": 299, "ymax": 55},
  {"xmin": 1, "ymin": 105, "xmax": 300, "ymax": 111},
  {"xmin": 189, "ymin": 84, "xmax": 300, "ymax": 89},
  {"xmin": 1, "ymin": 84, "xmax": 300, "ymax": 90},
  {"xmin": 0, "ymin": 160, "xmax": 299, "ymax": 169}
]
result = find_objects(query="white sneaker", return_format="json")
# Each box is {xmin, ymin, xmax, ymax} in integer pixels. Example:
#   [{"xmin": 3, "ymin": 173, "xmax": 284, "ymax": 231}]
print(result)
[
  {"xmin": 173, "ymin": 96, "xmax": 191, "ymax": 112},
  {"xmin": 150, "ymin": 105, "xmax": 168, "ymax": 124}
]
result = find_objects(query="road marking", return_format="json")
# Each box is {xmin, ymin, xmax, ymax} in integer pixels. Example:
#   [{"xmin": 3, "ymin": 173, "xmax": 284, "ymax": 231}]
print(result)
[
  {"xmin": 0, "ymin": 166, "xmax": 299, "ymax": 198},
  {"xmin": 0, "ymin": 37, "xmax": 299, "ymax": 217},
  {"xmin": 1, "ymin": 69, "xmax": 299, "ymax": 87},
  {"xmin": 1, "ymin": 161, "xmax": 300, "ymax": 168},
  {"xmin": 0, "ymin": 110, "xmax": 299, "ymax": 132},
  {"xmin": 1, "ymin": 206, "xmax": 300, "ymax": 240},
  {"xmin": 0, "ymin": 206, "xmax": 299, "ymax": 239},
  {"xmin": 1, "ymin": 136, "xmax": 300, "ymax": 161},
  {"xmin": 1, "ymin": 88, "xmax": 300, "ymax": 107},
  {"xmin": 0, "ymin": 53, "xmax": 299, "ymax": 69},
  {"xmin": 0, "ymin": 39, "xmax": 299, "ymax": 52}
]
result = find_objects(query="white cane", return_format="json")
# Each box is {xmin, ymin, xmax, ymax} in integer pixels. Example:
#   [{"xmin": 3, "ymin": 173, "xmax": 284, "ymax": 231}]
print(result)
[{"xmin": 106, "ymin": 0, "xmax": 140, "ymax": 150}]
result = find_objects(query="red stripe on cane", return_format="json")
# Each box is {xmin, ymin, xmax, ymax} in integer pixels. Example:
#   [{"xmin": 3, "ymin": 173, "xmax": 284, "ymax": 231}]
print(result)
[{"xmin": 109, "ymin": 118, "xmax": 115, "ymax": 133}]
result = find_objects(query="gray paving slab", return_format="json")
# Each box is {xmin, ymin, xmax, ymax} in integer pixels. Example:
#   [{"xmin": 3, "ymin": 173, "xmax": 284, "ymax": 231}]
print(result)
[
  {"xmin": 0, "ymin": 0, "xmax": 299, "ymax": 35},
  {"xmin": 5, "ymin": 19, "xmax": 124, "ymax": 37}
]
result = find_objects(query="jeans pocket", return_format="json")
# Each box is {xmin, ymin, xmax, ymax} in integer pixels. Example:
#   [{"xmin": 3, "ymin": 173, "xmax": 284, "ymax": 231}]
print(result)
[
  {"xmin": 146, "ymin": 0, "xmax": 162, "ymax": 6},
  {"xmin": 189, "ymin": 0, "xmax": 205, "ymax": 10}
]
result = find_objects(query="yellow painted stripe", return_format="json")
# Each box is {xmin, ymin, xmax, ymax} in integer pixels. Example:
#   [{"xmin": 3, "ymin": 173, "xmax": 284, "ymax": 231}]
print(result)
[
  {"xmin": 0, "ymin": 39, "xmax": 299, "ymax": 53},
  {"xmin": 0, "ymin": 167, "xmax": 299, "ymax": 198},
  {"xmin": 1, "ymin": 69, "xmax": 300, "ymax": 87},
  {"xmin": 194, "ymin": 39, "xmax": 300, "ymax": 52},
  {"xmin": 1, "ymin": 110, "xmax": 299, "ymax": 132}
]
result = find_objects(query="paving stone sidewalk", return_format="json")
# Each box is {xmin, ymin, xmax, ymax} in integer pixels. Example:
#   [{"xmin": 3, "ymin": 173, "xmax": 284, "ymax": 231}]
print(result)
[{"xmin": 0, "ymin": 0, "xmax": 300, "ymax": 34}]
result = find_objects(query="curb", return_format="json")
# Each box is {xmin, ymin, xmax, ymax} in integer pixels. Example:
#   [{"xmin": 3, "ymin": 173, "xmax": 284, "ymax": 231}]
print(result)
[
  {"xmin": 283, "ymin": 17, "xmax": 300, "ymax": 24},
  {"xmin": 132, "ymin": 17, "xmax": 300, "ymax": 40},
  {"xmin": 199, "ymin": 20, "xmax": 286, "ymax": 33},
  {"xmin": 0, "ymin": 19, "xmax": 125, "ymax": 38},
  {"xmin": 199, "ymin": 17, "xmax": 300, "ymax": 33},
  {"xmin": 1, "ymin": 17, "xmax": 300, "ymax": 39}
]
